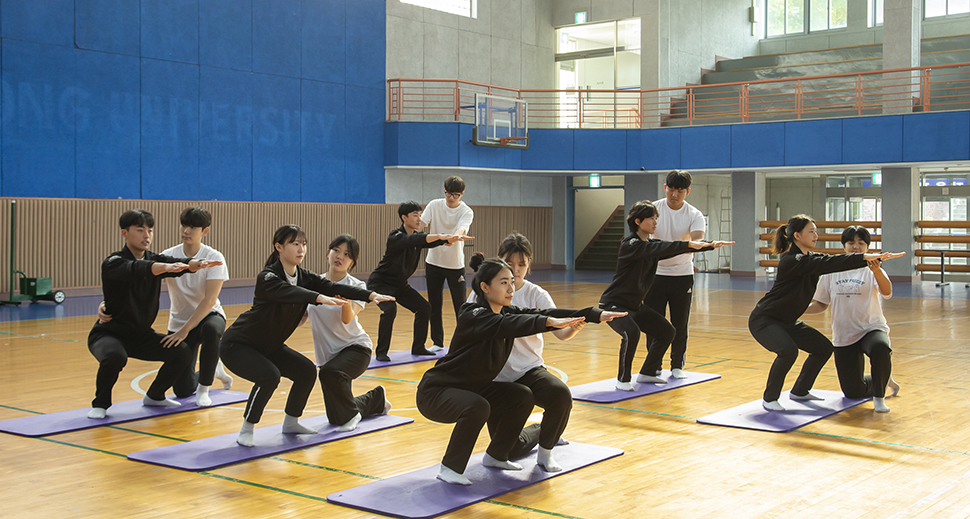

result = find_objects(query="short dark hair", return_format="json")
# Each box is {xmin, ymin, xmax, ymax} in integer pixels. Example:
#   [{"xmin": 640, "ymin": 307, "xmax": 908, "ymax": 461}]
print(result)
[
  {"xmin": 841, "ymin": 225, "xmax": 872, "ymax": 245},
  {"xmin": 665, "ymin": 169, "xmax": 692, "ymax": 190},
  {"xmin": 398, "ymin": 201, "xmax": 422, "ymax": 222},
  {"xmin": 626, "ymin": 200, "xmax": 658, "ymax": 233},
  {"xmin": 497, "ymin": 232, "xmax": 533, "ymax": 273},
  {"xmin": 444, "ymin": 176, "xmax": 465, "ymax": 194},
  {"xmin": 328, "ymin": 234, "xmax": 360, "ymax": 271},
  {"xmin": 119, "ymin": 209, "xmax": 154, "ymax": 229},
  {"xmin": 179, "ymin": 207, "xmax": 212, "ymax": 228}
]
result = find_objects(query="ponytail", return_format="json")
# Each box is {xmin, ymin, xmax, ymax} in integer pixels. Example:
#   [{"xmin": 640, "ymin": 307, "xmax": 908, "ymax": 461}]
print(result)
[
  {"xmin": 771, "ymin": 214, "xmax": 815, "ymax": 255},
  {"xmin": 771, "ymin": 224, "xmax": 790, "ymax": 255},
  {"xmin": 469, "ymin": 251, "xmax": 485, "ymax": 272},
  {"xmin": 266, "ymin": 224, "xmax": 307, "ymax": 266}
]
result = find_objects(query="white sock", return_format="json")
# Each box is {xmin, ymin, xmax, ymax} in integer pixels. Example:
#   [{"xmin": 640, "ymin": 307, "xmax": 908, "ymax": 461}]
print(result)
[
  {"xmin": 670, "ymin": 368, "xmax": 688, "ymax": 379},
  {"xmin": 789, "ymin": 391, "xmax": 823, "ymax": 401},
  {"xmin": 428, "ymin": 345, "xmax": 444, "ymax": 353},
  {"xmin": 281, "ymin": 414, "xmax": 317, "ymax": 435},
  {"xmin": 143, "ymin": 395, "xmax": 181, "ymax": 407},
  {"xmin": 636, "ymin": 373, "xmax": 667, "ymax": 384},
  {"xmin": 615, "ymin": 380, "xmax": 635, "ymax": 391},
  {"xmin": 436, "ymin": 464, "xmax": 472, "ymax": 485},
  {"xmin": 873, "ymin": 397, "xmax": 890, "ymax": 413},
  {"xmin": 214, "ymin": 361, "xmax": 233, "ymax": 390},
  {"xmin": 336, "ymin": 412, "xmax": 362, "ymax": 432},
  {"xmin": 237, "ymin": 421, "xmax": 256, "ymax": 447},
  {"xmin": 537, "ymin": 446, "xmax": 562, "ymax": 472},
  {"xmin": 887, "ymin": 378, "xmax": 900, "ymax": 398},
  {"xmin": 87, "ymin": 407, "xmax": 107, "ymax": 419},
  {"xmin": 482, "ymin": 453, "xmax": 522, "ymax": 471},
  {"xmin": 381, "ymin": 387, "xmax": 392, "ymax": 415},
  {"xmin": 762, "ymin": 400, "xmax": 786, "ymax": 411},
  {"xmin": 556, "ymin": 436, "xmax": 569, "ymax": 446},
  {"xmin": 195, "ymin": 385, "xmax": 212, "ymax": 407}
]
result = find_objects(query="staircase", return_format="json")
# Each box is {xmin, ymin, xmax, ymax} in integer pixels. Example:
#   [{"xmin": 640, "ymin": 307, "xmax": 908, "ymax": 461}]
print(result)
[
  {"xmin": 576, "ymin": 206, "xmax": 625, "ymax": 271},
  {"xmin": 663, "ymin": 33, "xmax": 970, "ymax": 127}
]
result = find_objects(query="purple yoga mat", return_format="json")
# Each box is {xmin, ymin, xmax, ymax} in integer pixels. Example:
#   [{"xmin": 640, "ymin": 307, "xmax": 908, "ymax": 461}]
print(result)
[
  {"xmin": 696, "ymin": 389, "xmax": 871, "ymax": 433},
  {"xmin": 569, "ymin": 370, "xmax": 721, "ymax": 403},
  {"xmin": 327, "ymin": 441, "xmax": 624, "ymax": 519},
  {"xmin": 367, "ymin": 348, "xmax": 448, "ymax": 369},
  {"xmin": 127, "ymin": 413, "xmax": 413, "ymax": 471},
  {"xmin": 0, "ymin": 390, "xmax": 249, "ymax": 438}
]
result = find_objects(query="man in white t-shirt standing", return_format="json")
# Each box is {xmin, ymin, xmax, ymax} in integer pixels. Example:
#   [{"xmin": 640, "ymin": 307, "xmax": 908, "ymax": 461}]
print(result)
[
  {"xmin": 646, "ymin": 170, "xmax": 706, "ymax": 379},
  {"xmin": 422, "ymin": 176, "xmax": 474, "ymax": 351}
]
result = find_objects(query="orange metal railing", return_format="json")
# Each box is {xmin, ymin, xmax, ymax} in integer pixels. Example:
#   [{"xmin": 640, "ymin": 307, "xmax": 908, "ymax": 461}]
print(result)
[{"xmin": 388, "ymin": 62, "xmax": 970, "ymax": 128}]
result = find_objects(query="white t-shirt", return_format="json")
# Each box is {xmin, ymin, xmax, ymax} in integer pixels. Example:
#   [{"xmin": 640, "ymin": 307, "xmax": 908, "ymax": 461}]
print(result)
[
  {"xmin": 813, "ymin": 266, "xmax": 891, "ymax": 347},
  {"xmin": 651, "ymin": 198, "xmax": 706, "ymax": 277},
  {"xmin": 308, "ymin": 273, "xmax": 372, "ymax": 365},
  {"xmin": 161, "ymin": 243, "xmax": 229, "ymax": 332},
  {"xmin": 467, "ymin": 279, "xmax": 555, "ymax": 382},
  {"xmin": 422, "ymin": 198, "xmax": 474, "ymax": 270}
]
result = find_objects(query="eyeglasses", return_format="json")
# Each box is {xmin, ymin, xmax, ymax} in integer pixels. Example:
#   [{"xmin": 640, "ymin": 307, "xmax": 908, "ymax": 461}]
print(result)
[{"xmin": 445, "ymin": 192, "xmax": 463, "ymax": 199}]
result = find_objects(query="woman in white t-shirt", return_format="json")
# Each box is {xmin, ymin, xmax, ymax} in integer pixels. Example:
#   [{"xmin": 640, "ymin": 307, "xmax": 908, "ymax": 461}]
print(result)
[
  {"xmin": 466, "ymin": 233, "xmax": 587, "ymax": 472},
  {"xmin": 805, "ymin": 226, "xmax": 900, "ymax": 412},
  {"xmin": 307, "ymin": 234, "xmax": 391, "ymax": 432}
]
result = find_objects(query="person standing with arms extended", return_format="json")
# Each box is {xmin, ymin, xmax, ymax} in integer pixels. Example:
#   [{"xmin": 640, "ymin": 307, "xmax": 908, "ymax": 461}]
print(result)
[
  {"xmin": 645, "ymin": 170, "xmax": 707, "ymax": 379},
  {"xmin": 423, "ymin": 176, "xmax": 474, "ymax": 352}
]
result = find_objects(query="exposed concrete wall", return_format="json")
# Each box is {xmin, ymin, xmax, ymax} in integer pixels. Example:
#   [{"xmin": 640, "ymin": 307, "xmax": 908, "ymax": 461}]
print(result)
[
  {"xmin": 554, "ymin": 0, "xmax": 760, "ymax": 89},
  {"xmin": 384, "ymin": 168, "xmax": 553, "ymax": 207},
  {"xmin": 574, "ymin": 187, "xmax": 624, "ymax": 259},
  {"xmin": 731, "ymin": 171, "xmax": 767, "ymax": 276},
  {"xmin": 386, "ymin": 0, "xmax": 555, "ymax": 90}
]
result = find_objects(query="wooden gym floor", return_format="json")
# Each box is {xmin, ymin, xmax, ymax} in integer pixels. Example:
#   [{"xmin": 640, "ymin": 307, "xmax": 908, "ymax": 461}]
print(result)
[{"xmin": 1, "ymin": 273, "xmax": 968, "ymax": 518}]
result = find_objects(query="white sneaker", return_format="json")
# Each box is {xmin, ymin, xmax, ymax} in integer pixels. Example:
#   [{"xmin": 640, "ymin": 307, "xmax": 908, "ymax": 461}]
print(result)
[{"xmin": 428, "ymin": 345, "xmax": 444, "ymax": 353}]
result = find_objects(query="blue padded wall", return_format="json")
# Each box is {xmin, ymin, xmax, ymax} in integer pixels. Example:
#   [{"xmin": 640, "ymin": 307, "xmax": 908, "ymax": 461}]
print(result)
[
  {"xmin": 0, "ymin": 0, "xmax": 386, "ymax": 203},
  {"xmin": 387, "ymin": 112, "xmax": 970, "ymax": 174},
  {"xmin": 76, "ymin": 0, "xmax": 140, "ymax": 56},
  {"xmin": 1, "ymin": 41, "xmax": 76, "ymax": 198},
  {"xmin": 252, "ymin": 74, "xmax": 301, "ymax": 202},
  {"xmin": 75, "ymin": 51, "xmax": 141, "ymax": 199}
]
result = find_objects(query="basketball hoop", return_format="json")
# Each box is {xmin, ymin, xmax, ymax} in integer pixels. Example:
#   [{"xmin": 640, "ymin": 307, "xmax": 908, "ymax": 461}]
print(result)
[{"xmin": 499, "ymin": 136, "xmax": 527, "ymax": 145}]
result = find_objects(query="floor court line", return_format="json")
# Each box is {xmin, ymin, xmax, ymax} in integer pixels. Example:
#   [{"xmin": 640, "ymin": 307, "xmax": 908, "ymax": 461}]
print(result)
[{"xmin": 32, "ymin": 429, "xmax": 593, "ymax": 519}]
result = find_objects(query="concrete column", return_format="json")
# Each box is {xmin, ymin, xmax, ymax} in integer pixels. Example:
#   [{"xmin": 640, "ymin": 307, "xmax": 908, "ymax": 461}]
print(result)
[
  {"xmin": 624, "ymin": 173, "xmax": 660, "ymax": 212},
  {"xmin": 846, "ymin": 0, "xmax": 869, "ymax": 32},
  {"xmin": 730, "ymin": 171, "xmax": 766, "ymax": 277},
  {"xmin": 880, "ymin": 167, "xmax": 920, "ymax": 281},
  {"xmin": 635, "ymin": 0, "xmax": 667, "ymax": 127},
  {"xmin": 882, "ymin": 0, "xmax": 922, "ymax": 114},
  {"xmin": 551, "ymin": 176, "xmax": 571, "ymax": 269}
]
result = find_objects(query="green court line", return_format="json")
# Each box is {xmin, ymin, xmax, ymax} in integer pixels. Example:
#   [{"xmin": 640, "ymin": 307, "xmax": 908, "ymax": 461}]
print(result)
[
  {"xmin": 0, "ymin": 403, "xmax": 42, "ymax": 414},
  {"xmin": 689, "ymin": 359, "xmax": 730, "ymax": 369},
  {"xmin": 266, "ymin": 456, "xmax": 381, "ymax": 480},
  {"xmin": 574, "ymin": 401, "xmax": 695, "ymax": 421},
  {"xmin": 197, "ymin": 472, "xmax": 330, "ymax": 503},
  {"xmin": 794, "ymin": 430, "xmax": 970, "ymax": 456},
  {"xmin": 26, "ymin": 433, "xmax": 592, "ymax": 518},
  {"xmin": 106, "ymin": 426, "xmax": 190, "ymax": 442},
  {"xmin": 35, "ymin": 436, "xmax": 127, "ymax": 458},
  {"xmin": 358, "ymin": 374, "xmax": 419, "ymax": 384}
]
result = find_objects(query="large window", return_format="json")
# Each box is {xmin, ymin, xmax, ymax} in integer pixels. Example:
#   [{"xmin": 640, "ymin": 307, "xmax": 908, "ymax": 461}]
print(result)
[
  {"xmin": 870, "ymin": 0, "xmax": 884, "ymax": 26},
  {"xmin": 767, "ymin": 0, "xmax": 847, "ymax": 36},
  {"xmin": 555, "ymin": 19, "xmax": 641, "ymax": 128},
  {"xmin": 925, "ymin": 0, "xmax": 970, "ymax": 18}
]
